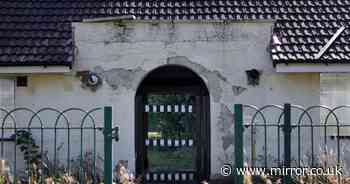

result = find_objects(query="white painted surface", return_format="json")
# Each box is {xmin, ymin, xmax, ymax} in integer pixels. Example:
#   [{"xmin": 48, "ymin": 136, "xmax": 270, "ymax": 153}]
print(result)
[
  {"xmin": 0, "ymin": 66, "xmax": 71, "ymax": 74},
  {"xmin": 276, "ymin": 63, "xmax": 350, "ymax": 73}
]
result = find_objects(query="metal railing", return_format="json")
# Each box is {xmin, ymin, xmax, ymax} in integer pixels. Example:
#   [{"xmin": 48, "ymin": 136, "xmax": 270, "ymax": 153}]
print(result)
[
  {"xmin": 234, "ymin": 104, "xmax": 350, "ymax": 184},
  {"xmin": 0, "ymin": 106, "xmax": 115, "ymax": 184}
]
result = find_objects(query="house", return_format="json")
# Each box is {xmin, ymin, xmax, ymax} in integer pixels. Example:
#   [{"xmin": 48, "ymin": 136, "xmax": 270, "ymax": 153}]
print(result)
[{"xmin": 0, "ymin": 0, "xmax": 350, "ymax": 183}]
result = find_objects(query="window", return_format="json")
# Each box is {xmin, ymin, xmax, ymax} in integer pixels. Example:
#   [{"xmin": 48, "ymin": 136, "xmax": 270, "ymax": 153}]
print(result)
[
  {"xmin": 16, "ymin": 76, "xmax": 28, "ymax": 87},
  {"xmin": 321, "ymin": 73, "xmax": 350, "ymax": 137},
  {"xmin": 0, "ymin": 79, "xmax": 15, "ymax": 139},
  {"xmin": 0, "ymin": 79, "xmax": 14, "ymax": 107}
]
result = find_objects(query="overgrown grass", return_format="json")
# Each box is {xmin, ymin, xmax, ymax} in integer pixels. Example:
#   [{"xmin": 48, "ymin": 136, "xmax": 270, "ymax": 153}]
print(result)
[{"xmin": 147, "ymin": 147, "xmax": 194, "ymax": 171}]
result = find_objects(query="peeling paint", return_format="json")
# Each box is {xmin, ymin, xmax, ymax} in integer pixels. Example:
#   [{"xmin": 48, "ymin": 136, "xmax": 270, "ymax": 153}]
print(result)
[
  {"xmin": 104, "ymin": 23, "xmax": 134, "ymax": 44},
  {"xmin": 93, "ymin": 66, "xmax": 146, "ymax": 91},
  {"xmin": 222, "ymin": 134, "xmax": 235, "ymax": 151},
  {"xmin": 232, "ymin": 85, "xmax": 247, "ymax": 96},
  {"xmin": 217, "ymin": 104, "xmax": 234, "ymax": 137},
  {"xmin": 166, "ymin": 56, "xmax": 246, "ymax": 102},
  {"xmin": 166, "ymin": 56, "xmax": 227, "ymax": 102},
  {"xmin": 216, "ymin": 104, "xmax": 235, "ymax": 165},
  {"xmin": 212, "ymin": 23, "xmax": 229, "ymax": 41},
  {"xmin": 164, "ymin": 23, "xmax": 179, "ymax": 47}
]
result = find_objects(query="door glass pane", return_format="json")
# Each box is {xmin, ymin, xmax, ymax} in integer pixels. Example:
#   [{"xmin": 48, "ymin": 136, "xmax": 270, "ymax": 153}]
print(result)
[{"xmin": 146, "ymin": 94, "xmax": 195, "ymax": 172}]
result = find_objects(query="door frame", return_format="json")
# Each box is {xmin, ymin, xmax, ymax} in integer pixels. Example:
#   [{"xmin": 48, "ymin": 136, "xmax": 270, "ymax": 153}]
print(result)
[{"xmin": 135, "ymin": 85, "xmax": 210, "ymax": 182}]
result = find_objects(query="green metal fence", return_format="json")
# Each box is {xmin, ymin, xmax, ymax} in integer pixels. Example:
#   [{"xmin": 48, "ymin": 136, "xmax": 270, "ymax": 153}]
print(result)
[
  {"xmin": 0, "ymin": 106, "xmax": 116, "ymax": 184},
  {"xmin": 234, "ymin": 104, "xmax": 350, "ymax": 184}
]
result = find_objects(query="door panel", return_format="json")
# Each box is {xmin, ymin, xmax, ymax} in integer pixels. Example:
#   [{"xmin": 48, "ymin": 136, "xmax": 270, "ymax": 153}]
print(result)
[{"xmin": 144, "ymin": 94, "xmax": 196, "ymax": 183}]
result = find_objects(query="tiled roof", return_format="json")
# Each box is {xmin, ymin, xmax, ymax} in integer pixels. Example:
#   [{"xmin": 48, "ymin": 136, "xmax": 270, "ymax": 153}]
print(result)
[{"xmin": 0, "ymin": 0, "xmax": 350, "ymax": 67}]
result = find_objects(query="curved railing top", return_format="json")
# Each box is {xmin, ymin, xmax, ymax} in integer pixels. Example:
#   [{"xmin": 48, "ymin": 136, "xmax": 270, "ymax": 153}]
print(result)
[
  {"xmin": 242, "ymin": 104, "xmax": 284, "ymax": 125},
  {"xmin": 0, "ymin": 107, "xmax": 105, "ymax": 129},
  {"xmin": 239, "ymin": 104, "xmax": 350, "ymax": 125}
]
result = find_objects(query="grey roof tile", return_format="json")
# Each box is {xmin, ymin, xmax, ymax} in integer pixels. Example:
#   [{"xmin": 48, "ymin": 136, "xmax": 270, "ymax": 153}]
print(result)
[{"xmin": 1, "ymin": 0, "xmax": 350, "ymax": 66}]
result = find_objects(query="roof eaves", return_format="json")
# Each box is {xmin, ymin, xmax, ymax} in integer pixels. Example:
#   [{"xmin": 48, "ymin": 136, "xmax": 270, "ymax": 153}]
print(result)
[{"xmin": 83, "ymin": 15, "xmax": 137, "ymax": 23}]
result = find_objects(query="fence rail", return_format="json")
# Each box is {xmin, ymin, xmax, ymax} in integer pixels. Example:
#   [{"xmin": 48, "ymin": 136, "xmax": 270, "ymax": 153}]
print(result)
[
  {"xmin": 234, "ymin": 104, "xmax": 350, "ymax": 184},
  {"xmin": 0, "ymin": 106, "xmax": 114, "ymax": 184}
]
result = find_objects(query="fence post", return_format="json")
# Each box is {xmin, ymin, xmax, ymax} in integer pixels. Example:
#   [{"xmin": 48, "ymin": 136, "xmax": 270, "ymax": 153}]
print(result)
[
  {"xmin": 104, "ymin": 106, "xmax": 113, "ymax": 184},
  {"xmin": 283, "ymin": 104, "xmax": 292, "ymax": 184},
  {"xmin": 234, "ymin": 104, "xmax": 244, "ymax": 184}
]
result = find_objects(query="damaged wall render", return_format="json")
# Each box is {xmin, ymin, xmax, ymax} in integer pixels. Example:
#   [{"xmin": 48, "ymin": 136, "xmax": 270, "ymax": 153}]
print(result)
[{"xmin": 11, "ymin": 21, "xmax": 320, "ymax": 178}]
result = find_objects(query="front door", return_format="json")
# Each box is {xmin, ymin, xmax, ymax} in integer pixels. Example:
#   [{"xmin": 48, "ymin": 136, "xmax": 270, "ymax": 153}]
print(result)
[{"xmin": 135, "ymin": 66, "xmax": 210, "ymax": 184}]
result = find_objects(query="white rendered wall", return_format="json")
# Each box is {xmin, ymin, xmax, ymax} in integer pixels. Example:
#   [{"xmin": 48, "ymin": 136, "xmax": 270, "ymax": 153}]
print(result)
[{"xmin": 4, "ymin": 21, "xmax": 320, "ymax": 178}]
